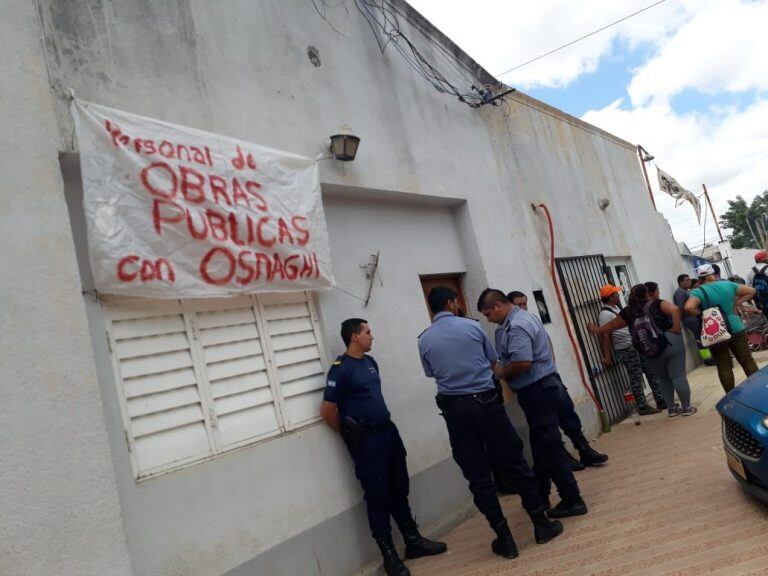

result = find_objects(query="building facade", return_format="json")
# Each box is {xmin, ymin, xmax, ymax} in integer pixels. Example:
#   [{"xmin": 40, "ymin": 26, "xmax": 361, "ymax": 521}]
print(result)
[{"xmin": 1, "ymin": 1, "xmax": 689, "ymax": 575}]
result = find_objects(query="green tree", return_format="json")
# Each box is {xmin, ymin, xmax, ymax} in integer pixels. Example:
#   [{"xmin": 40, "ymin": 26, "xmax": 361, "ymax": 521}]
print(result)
[{"xmin": 720, "ymin": 191, "xmax": 768, "ymax": 248}]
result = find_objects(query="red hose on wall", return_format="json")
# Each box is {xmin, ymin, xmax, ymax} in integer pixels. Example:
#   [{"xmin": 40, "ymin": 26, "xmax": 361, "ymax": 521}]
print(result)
[{"xmin": 534, "ymin": 203, "xmax": 604, "ymax": 414}]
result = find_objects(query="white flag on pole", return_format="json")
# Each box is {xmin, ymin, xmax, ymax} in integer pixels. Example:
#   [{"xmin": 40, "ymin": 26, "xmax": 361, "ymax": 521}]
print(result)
[{"xmin": 656, "ymin": 166, "xmax": 702, "ymax": 223}]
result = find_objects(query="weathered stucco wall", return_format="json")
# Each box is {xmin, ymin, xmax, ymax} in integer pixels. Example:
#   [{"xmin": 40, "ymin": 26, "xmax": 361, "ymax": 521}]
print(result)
[
  {"xmin": 727, "ymin": 246, "xmax": 760, "ymax": 280},
  {"xmin": 0, "ymin": 2, "xmax": 133, "ymax": 575},
  {"xmin": 3, "ymin": 1, "xmax": 691, "ymax": 575}
]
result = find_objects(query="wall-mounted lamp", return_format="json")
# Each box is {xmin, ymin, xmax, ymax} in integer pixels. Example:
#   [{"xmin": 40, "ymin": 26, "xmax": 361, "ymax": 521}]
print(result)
[{"xmin": 329, "ymin": 132, "xmax": 361, "ymax": 162}]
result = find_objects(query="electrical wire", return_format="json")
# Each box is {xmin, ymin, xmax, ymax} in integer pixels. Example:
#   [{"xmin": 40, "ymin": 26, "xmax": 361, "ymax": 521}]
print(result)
[
  {"xmin": 496, "ymin": 0, "xmax": 668, "ymax": 78},
  {"xmin": 380, "ymin": 0, "xmax": 486, "ymax": 90},
  {"xmin": 309, "ymin": 0, "xmax": 511, "ymax": 108},
  {"xmin": 353, "ymin": 0, "xmax": 485, "ymax": 106},
  {"xmin": 311, "ymin": 0, "xmax": 348, "ymax": 36},
  {"xmin": 333, "ymin": 285, "xmax": 367, "ymax": 303}
]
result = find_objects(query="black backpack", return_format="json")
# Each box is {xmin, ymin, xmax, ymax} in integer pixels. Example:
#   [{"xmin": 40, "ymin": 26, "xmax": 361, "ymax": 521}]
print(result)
[
  {"xmin": 629, "ymin": 302, "xmax": 668, "ymax": 358},
  {"xmin": 752, "ymin": 265, "xmax": 768, "ymax": 311}
]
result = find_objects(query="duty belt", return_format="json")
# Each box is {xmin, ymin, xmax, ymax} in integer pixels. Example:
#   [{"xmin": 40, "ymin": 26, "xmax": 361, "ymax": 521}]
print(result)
[
  {"xmin": 357, "ymin": 420, "xmax": 395, "ymax": 435},
  {"xmin": 436, "ymin": 388, "xmax": 498, "ymax": 403}
]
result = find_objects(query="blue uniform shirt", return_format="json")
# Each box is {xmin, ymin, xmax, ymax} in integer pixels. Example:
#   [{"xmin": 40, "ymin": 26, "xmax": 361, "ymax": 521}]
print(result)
[
  {"xmin": 495, "ymin": 307, "xmax": 557, "ymax": 390},
  {"xmin": 418, "ymin": 311, "xmax": 498, "ymax": 395},
  {"xmin": 323, "ymin": 354, "xmax": 391, "ymax": 425}
]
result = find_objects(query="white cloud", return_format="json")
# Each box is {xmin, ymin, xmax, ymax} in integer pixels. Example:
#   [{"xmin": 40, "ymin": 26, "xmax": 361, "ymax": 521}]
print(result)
[
  {"xmin": 409, "ymin": 0, "xmax": 768, "ymax": 247},
  {"xmin": 582, "ymin": 98, "xmax": 768, "ymax": 247},
  {"xmin": 408, "ymin": 0, "xmax": 696, "ymax": 88},
  {"xmin": 628, "ymin": 0, "xmax": 768, "ymax": 105}
]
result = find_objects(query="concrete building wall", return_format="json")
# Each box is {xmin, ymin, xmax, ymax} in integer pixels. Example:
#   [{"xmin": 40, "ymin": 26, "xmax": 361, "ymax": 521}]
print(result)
[
  {"xmin": 726, "ymin": 246, "xmax": 761, "ymax": 280},
  {"xmin": 0, "ymin": 2, "xmax": 133, "ymax": 575},
  {"xmin": 3, "ymin": 1, "xmax": 691, "ymax": 575}
]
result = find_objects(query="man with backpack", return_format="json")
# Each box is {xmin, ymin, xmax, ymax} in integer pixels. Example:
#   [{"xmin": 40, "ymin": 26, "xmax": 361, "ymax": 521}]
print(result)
[
  {"xmin": 747, "ymin": 251, "xmax": 768, "ymax": 321},
  {"xmin": 596, "ymin": 285, "xmax": 665, "ymax": 414}
]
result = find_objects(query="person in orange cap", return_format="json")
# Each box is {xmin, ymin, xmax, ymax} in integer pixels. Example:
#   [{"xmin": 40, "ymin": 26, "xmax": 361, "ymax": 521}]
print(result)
[{"xmin": 595, "ymin": 284, "xmax": 665, "ymax": 414}]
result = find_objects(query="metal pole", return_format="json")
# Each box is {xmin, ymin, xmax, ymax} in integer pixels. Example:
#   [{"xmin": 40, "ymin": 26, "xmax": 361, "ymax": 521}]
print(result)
[
  {"xmin": 702, "ymin": 184, "xmax": 724, "ymax": 242},
  {"xmin": 746, "ymin": 217, "xmax": 762, "ymax": 249},
  {"xmin": 758, "ymin": 219, "xmax": 768, "ymax": 250},
  {"xmin": 637, "ymin": 145, "xmax": 657, "ymax": 211}
]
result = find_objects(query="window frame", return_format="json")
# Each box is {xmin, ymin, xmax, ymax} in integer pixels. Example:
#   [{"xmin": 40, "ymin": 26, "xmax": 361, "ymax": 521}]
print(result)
[
  {"xmin": 103, "ymin": 291, "xmax": 328, "ymax": 481},
  {"xmin": 419, "ymin": 273, "xmax": 470, "ymax": 319}
]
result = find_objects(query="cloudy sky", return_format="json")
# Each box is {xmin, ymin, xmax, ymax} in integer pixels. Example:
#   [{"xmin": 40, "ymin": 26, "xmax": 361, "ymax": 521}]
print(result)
[{"xmin": 408, "ymin": 0, "xmax": 768, "ymax": 249}]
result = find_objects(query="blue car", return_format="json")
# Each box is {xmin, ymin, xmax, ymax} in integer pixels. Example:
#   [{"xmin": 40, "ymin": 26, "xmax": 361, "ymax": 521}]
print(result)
[{"xmin": 716, "ymin": 367, "xmax": 768, "ymax": 502}]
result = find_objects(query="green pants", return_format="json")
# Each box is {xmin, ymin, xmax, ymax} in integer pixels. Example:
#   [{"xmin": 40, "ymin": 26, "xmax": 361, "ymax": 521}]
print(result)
[{"xmin": 711, "ymin": 331, "xmax": 759, "ymax": 393}]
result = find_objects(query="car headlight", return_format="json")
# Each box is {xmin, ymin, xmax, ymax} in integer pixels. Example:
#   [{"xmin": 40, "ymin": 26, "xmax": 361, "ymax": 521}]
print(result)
[{"xmin": 763, "ymin": 415, "xmax": 768, "ymax": 430}]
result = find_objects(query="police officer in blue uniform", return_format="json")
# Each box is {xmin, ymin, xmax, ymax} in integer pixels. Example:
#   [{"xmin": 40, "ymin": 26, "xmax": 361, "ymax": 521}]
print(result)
[
  {"xmin": 507, "ymin": 291, "xmax": 608, "ymax": 471},
  {"xmin": 478, "ymin": 289, "xmax": 589, "ymax": 518},
  {"xmin": 418, "ymin": 288, "xmax": 563, "ymax": 560},
  {"xmin": 321, "ymin": 318, "xmax": 446, "ymax": 576}
]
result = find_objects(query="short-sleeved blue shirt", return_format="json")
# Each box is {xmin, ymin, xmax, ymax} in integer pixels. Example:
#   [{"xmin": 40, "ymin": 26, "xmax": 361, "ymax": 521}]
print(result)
[
  {"xmin": 495, "ymin": 307, "xmax": 557, "ymax": 390},
  {"xmin": 417, "ymin": 311, "xmax": 498, "ymax": 395},
  {"xmin": 323, "ymin": 354, "xmax": 391, "ymax": 425}
]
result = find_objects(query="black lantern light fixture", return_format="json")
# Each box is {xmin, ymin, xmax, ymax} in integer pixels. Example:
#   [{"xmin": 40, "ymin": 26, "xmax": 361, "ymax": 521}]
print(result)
[{"xmin": 329, "ymin": 128, "xmax": 360, "ymax": 162}]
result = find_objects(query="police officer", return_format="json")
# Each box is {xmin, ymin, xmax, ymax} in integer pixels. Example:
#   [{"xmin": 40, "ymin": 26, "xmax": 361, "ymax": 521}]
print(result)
[
  {"xmin": 321, "ymin": 318, "xmax": 446, "ymax": 576},
  {"xmin": 508, "ymin": 290, "xmax": 608, "ymax": 470},
  {"xmin": 478, "ymin": 289, "xmax": 589, "ymax": 517},
  {"xmin": 418, "ymin": 288, "xmax": 563, "ymax": 560}
]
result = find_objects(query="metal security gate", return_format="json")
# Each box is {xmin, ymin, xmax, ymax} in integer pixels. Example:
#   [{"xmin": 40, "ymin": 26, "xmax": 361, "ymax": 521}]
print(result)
[{"xmin": 556, "ymin": 255, "xmax": 634, "ymax": 424}]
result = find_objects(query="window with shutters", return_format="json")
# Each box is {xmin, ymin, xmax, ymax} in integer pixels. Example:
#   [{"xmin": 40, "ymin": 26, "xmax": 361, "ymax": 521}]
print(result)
[{"xmin": 103, "ymin": 291, "xmax": 327, "ymax": 479}]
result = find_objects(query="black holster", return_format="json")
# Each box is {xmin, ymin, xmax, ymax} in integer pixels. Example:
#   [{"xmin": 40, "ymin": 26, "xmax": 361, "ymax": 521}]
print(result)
[{"xmin": 341, "ymin": 417, "xmax": 363, "ymax": 452}]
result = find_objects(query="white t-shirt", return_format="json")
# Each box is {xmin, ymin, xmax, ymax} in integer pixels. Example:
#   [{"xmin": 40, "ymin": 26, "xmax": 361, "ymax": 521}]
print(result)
[{"xmin": 598, "ymin": 305, "xmax": 632, "ymax": 350}]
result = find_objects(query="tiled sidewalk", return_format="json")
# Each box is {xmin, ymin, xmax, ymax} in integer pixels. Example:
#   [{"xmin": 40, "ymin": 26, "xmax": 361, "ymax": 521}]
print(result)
[{"xmin": 409, "ymin": 353, "xmax": 768, "ymax": 576}]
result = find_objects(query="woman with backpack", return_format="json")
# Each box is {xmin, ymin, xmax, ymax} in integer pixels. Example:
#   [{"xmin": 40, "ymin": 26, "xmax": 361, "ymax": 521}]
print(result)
[
  {"xmin": 588, "ymin": 283, "xmax": 695, "ymax": 417},
  {"xmin": 684, "ymin": 264, "xmax": 759, "ymax": 393}
]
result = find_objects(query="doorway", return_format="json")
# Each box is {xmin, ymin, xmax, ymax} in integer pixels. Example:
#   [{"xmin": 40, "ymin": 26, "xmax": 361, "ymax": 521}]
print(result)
[
  {"xmin": 419, "ymin": 274, "xmax": 470, "ymax": 320},
  {"xmin": 555, "ymin": 255, "xmax": 635, "ymax": 423}
]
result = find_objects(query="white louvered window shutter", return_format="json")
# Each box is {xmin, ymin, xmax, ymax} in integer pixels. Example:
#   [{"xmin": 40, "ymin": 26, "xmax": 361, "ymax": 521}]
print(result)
[
  {"xmin": 103, "ymin": 291, "xmax": 326, "ymax": 479},
  {"xmin": 104, "ymin": 298, "xmax": 216, "ymax": 477},
  {"xmin": 258, "ymin": 292, "xmax": 327, "ymax": 428},
  {"xmin": 186, "ymin": 296, "xmax": 282, "ymax": 450}
]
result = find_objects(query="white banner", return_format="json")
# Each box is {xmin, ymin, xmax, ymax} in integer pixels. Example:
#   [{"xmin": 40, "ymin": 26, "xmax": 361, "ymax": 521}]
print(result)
[
  {"xmin": 72, "ymin": 100, "xmax": 334, "ymax": 297},
  {"xmin": 656, "ymin": 166, "xmax": 702, "ymax": 223}
]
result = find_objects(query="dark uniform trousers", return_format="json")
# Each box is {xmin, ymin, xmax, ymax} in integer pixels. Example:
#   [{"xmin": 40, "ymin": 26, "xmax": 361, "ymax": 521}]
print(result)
[
  {"xmin": 438, "ymin": 389, "xmax": 542, "ymax": 527},
  {"xmin": 493, "ymin": 378, "xmax": 583, "ymax": 489},
  {"xmin": 347, "ymin": 423, "xmax": 413, "ymax": 540},
  {"xmin": 556, "ymin": 379, "xmax": 584, "ymax": 442},
  {"xmin": 516, "ymin": 374, "xmax": 581, "ymax": 502}
]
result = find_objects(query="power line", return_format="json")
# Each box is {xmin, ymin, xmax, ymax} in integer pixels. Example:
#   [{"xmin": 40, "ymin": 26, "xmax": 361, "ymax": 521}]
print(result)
[{"xmin": 496, "ymin": 0, "xmax": 668, "ymax": 78}]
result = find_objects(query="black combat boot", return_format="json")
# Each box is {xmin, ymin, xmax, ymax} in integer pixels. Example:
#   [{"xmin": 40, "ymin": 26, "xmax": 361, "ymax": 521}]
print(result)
[
  {"xmin": 573, "ymin": 433, "xmax": 608, "ymax": 466},
  {"xmin": 375, "ymin": 536, "xmax": 410, "ymax": 576},
  {"xmin": 568, "ymin": 451, "xmax": 586, "ymax": 471},
  {"xmin": 547, "ymin": 496, "xmax": 588, "ymax": 519},
  {"xmin": 400, "ymin": 520, "xmax": 448, "ymax": 559},
  {"xmin": 490, "ymin": 521, "xmax": 519, "ymax": 559},
  {"xmin": 529, "ymin": 507, "xmax": 564, "ymax": 544}
]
